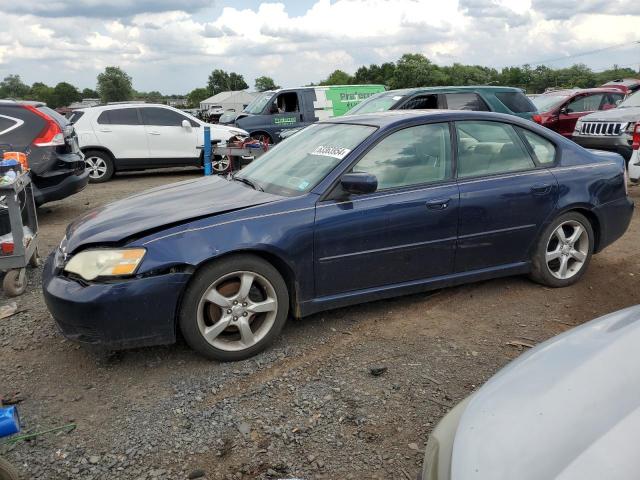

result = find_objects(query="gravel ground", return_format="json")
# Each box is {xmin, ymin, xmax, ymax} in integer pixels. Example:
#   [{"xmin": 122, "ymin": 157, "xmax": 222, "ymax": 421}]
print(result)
[{"xmin": 0, "ymin": 168, "xmax": 638, "ymax": 480}]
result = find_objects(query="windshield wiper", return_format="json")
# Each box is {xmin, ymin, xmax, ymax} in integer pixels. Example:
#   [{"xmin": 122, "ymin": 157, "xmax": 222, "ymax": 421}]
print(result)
[{"xmin": 232, "ymin": 175, "xmax": 263, "ymax": 191}]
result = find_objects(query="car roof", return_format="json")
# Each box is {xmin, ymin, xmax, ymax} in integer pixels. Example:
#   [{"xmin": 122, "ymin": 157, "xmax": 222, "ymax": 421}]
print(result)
[
  {"xmin": 324, "ymin": 109, "xmax": 530, "ymax": 128},
  {"xmin": 542, "ymin": 87, "xmax": 622, "ymax": 96},
  {"xmin": 0, "ymin": 99, "xmax": 45, "ymax": 107},
  {"xmin": 376, "ymin": 86, "xmax": 526, "ymax": 96},
  {"xmin": 77, "ymin": 103, "xmax": 169, "ymax": 112}
]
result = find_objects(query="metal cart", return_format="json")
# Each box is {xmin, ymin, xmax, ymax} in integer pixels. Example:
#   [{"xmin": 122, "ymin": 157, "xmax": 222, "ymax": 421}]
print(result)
[{"xmin": 0, "ymin": 173, "xmax": 38, "ymax": 297}]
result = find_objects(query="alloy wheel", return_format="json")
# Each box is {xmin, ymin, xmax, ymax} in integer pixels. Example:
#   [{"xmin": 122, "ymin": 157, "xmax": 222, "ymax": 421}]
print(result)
[
  {"xmin": 212, "ymin": 156, "xmax": 231, "ymax": 173},
  {"xmin": 196, "ymin": 271, "xmax": 278, "ymax": 352},
  {"xmin": 545, "ymin": 220, "xmax": 589, "ymax": 280},
  {"xmin": 85, "ymin": 156, "xmax": 108, "ymax": 179}
]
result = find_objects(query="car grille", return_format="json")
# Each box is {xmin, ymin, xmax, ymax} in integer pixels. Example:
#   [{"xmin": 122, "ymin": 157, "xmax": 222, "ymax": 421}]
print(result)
[{"xmin": 578, "ymin": 122, "xmax": 626, "ymax": 136}]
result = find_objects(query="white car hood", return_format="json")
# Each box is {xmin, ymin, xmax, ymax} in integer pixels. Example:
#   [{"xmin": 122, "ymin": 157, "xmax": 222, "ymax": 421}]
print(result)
[
  {"xmin": 451, "ymin": 305, "xmax": 640, "ymax": 480},
  {"xmin": 205, "ymin": 122, "xmax": 247, "ymax": 140}
]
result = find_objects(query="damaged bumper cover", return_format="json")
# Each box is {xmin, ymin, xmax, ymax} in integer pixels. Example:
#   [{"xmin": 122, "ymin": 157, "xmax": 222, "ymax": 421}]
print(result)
[{"xmin": 42, "ymin": 252, "xmax": 190, "ymax": 349}]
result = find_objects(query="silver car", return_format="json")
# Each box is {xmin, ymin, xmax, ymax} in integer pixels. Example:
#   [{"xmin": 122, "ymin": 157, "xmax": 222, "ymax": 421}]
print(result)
[{"xmin": 420, "ymin": 305, "xmax": 640, "ymax": 480}]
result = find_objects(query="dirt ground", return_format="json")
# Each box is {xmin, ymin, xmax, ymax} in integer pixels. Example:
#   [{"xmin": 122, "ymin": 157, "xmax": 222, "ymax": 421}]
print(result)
[{"xmin": 1, "ymin": 169, "xmax": 638, "ymax": 480}]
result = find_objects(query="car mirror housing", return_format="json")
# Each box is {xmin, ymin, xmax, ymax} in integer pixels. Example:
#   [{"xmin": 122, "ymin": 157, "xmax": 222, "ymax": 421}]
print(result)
[
  {"xmin": 182, "ymin": 119, "xmax": 191, "ymax": 128},
  {"xmin": 341, "ymin": 172, "xmax": 378, "ymax": 195}
]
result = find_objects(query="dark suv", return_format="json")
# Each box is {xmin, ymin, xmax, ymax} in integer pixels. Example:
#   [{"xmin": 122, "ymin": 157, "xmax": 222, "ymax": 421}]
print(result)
[
  {"xmin": 0, "ymin": 100, "xmax": 89, "ymax": 205},
  {"xmin": 344, "ymin": 86, "xmax": 538, "ymax": 120}
]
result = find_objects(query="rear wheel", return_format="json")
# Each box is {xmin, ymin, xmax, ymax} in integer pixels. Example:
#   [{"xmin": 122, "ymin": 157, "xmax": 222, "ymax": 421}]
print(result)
[
  {"xmin": 179, "ymin": 255, "xmax": 289, "ymax": 361},
  {"xmin": 211, "ymin": 155, "xmax": 232, "ymax": 174},
  {"xmin": 84, "ymin": 150, "xmax": 114, "ymax": 183},
  {"xmin": 530, "ymin": 212, "xmax": 593, "ymax": 287}
]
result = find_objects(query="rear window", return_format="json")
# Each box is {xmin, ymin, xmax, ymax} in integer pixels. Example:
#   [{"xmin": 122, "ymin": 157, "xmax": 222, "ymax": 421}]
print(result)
[
  {"xmin": 444, "ymin": 93, "xmax": 489, "ymax": 111},
  {"xmin": 98, "ymin": 108, "xmax": 140, "ymax": 125},
  {"xmin": 495, "ymin": 92, "xmax": 536, "ymax": 113},
  {"xmin": 68, "ymin": 111, "xmax": 84, "ymax": 124}
]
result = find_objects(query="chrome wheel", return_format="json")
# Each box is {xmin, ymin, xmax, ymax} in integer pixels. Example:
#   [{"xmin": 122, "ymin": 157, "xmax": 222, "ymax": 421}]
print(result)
[
  {"xmin": 545, "ymin": 220, "xmax": 589, "ymax": 280},
  {"xmin": 85, "ymin": 156, "xmax": 108, "ymax": 179},
  {"xmin": 196, "ymin": 271, "xmax": 278, "ymax": 352},
  {"xmin": 212, "ymin": 155, "xmax": 231, "ymax": 173}
]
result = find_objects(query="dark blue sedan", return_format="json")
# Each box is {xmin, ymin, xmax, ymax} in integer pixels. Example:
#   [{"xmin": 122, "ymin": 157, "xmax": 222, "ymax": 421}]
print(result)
[{"xmin": 43, "ymin": 111, "xmax": 634, "ymax": 361}]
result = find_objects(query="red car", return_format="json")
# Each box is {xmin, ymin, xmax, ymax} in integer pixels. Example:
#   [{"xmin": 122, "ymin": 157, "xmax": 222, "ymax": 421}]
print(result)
[
  {"xmin": 531, "ymin": 88, "xmax": 625, "ymax": 137},
  {"xmin": 601, "ymin": 78, "xmax": 640, "ymax": 95}
]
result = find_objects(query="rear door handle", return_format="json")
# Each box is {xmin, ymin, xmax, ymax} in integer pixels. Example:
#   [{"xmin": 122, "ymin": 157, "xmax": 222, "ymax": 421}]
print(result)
[
  {"xmin": 531, "ymin": 184, "xmax": 552, "ymax": 195},
  {"xmin": 426, "ymin": 198, "xmax": 450, "ymax": 210},
  {"xmin": 98, "ymin": 129, "xmax": 112, "ymax": 133}
]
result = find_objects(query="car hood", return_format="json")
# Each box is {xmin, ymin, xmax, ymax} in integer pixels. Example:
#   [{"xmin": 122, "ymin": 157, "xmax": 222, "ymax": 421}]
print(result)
[
  {"xmin": 578, "ymin": 106, "xmax": 640, "ymax": 122},
  {"xmin": 451, "ymin": 305, "xmax": 640, "ymax": 480},
  {"xmin": 64, "ymin": 175, "xmax": 281, "ymax": 253}
]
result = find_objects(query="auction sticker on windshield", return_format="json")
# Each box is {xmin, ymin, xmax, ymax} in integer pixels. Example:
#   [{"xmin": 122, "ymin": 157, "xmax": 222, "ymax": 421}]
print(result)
[{"xmin": 311, "ymin": 145, "xmax": 351, "ymax": 160}]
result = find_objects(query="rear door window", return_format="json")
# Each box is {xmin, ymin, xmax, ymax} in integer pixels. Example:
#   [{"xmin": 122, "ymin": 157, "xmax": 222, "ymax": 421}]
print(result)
[
  {"xmin": 495, "ymin": 92, "xmax": 536, "ymax": 113},
  {"xmin": 445, "ymin": 93, "xmax": 489, "ymax": 111},
  {"xmin": 99, "ymin": 108, "xmax": 140, "ymax": 125},
  {"xmin": 456, "ymin": 121, "xmax": 535, "ymax": 178},
  {"xmin": 399, "ymin": 94, "xmax": 440, "ymax": 110},
  {"xmin": 141, "ymin": 107, "xmax": 195, "ymax": 126}
]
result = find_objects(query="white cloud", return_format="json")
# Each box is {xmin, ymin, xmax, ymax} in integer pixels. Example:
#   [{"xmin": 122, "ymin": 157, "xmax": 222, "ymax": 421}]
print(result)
[{"xmin": 0, "ymin": 0, "xmax": 637, "ymax": 94}]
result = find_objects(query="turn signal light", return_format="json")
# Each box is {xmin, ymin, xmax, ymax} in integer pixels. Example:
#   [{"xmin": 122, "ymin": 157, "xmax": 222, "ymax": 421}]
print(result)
[
  {"xmin": 532, "ymin": 114, "xmax": 542, "ymax": 124},
  {"xmin": 633, "ymin": 123, "xmax": 640, "ymax": 151}
]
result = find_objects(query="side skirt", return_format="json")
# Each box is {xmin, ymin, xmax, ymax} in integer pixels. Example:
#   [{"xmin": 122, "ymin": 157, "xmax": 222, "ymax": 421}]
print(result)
[{"xmin": 299, "ymin": 261, "xmax": 530, "ymax": 317}]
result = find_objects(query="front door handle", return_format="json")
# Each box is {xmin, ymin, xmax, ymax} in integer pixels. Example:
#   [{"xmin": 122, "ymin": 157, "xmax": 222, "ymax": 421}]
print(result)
[
  {"xmin": 531, "ymin": 184, "xmax": 552, "ymax": 195},
  {"xmin": 98, "ymin": 129, "xmax": 112, "ymax": 133},
  {"xmin": 426, "ymin": 198, "xmax": 450, "ymax": 210},
  {"xmin": 147, "ymin": 131, "xmax": 161, "ymax": 135}
]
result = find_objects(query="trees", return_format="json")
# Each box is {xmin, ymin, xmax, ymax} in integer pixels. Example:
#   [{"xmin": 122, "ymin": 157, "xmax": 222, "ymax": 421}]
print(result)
[
  {"xmin": 389, "ymin": 54, "xmax": 447, "ymax": 89},
  {"xmin": 0, "ymin": 75, "xmax": 30, "ymax": 99},
  {"xmin": 187, "ymin": 87, "xmax": 210, "ymax": 108},
  {"xmin": 320, "ymin": 70, "xmax": 353, "ymax": 85},
  {"xmin": 97, "ymin": 66, "xmax": 133, "ymax": 103},
  {"xmin": 28, "ymin": 82, "xmax": 54, "ymax": 104},
  {"xmin": 207, "ymin": 69, "xmax": 249, "ymax": 95},
  {"xmin": 52, "ymin": 82, "xmax": 81, "ymax": 108},
  {"xmin": 254, "ymin": 76, "xmax": 280, "ymax": 92},
  {"xmin": 81, "ymin": 88, "xmax": 99, "ymax": 98}
]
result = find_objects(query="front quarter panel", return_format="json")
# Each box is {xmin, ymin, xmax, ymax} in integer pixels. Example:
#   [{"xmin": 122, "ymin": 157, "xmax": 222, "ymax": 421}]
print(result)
[{"xmin": 131, "ymin": 195, "xmax": 317, "ymax": 304}]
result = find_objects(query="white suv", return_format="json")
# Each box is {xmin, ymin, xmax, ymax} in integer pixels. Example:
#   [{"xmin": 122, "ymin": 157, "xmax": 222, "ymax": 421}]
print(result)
[{"xmin": 71, "ymin": 103, "xmax": 248, "ymax": 182}]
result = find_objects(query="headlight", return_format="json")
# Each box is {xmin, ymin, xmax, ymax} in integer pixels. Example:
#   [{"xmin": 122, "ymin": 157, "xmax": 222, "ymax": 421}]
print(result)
[{"xmin": 64, "ymin": 248, "xmax": 146, "ymax": 281}]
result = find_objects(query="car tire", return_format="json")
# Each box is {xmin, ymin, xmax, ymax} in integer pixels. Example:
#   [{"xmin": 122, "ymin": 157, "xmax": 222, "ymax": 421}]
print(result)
[
  {"xmin": 0, "ymin": 456, "xmax": 22, "ymax": 480},
  {"xmin": 84, "ymin": 150, "xmax": 114, "ymax": 183},
  {"xmin": 530, "ymin": 212, "xmax": 594, "ymax": 288},
  {"xmin": 179, "ymin": 255, "xmax": 289, "ymax": 361},
  {"xmin": 211, "ymin": 155, "xmax": 232, "ymax": 175}
]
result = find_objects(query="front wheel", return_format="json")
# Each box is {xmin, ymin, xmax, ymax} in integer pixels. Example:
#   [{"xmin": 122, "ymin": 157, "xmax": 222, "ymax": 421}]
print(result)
[
  {"xmin": 530, "ymin": 212, "xmax": 594, "ymax": 288},
  {"xmin": 0, "ymin": 456, "xmax": 21, "ymax": 480},
  {"xmin": 211, "ymin": 155, "xmax": 232, "ymax": 174},
  {"xmin": 179, "ymin": 255, "xmax": 289, "ymax": 361}
]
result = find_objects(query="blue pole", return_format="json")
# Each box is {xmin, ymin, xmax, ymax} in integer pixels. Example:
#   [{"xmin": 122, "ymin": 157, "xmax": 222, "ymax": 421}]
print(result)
[{"xmin": 203, "ymin": 126, "xmax": 212, "ymax": 176}]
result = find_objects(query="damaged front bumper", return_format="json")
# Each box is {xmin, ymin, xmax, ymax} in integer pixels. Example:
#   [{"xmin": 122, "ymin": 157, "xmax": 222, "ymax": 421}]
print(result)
[{"xmin": 42, "ymin": 252, "xmax": 190, "ymax": 349}]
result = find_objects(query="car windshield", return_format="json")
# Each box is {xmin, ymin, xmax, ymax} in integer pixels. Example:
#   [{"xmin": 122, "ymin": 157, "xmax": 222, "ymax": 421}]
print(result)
[
  {"xmin": 531, "ymin": 94, "xmax": 571, "ymax": 112},
  {"xmin": 243, "ymin": 92, "xmax": 274, "ymax": 114},
  {"xmin": 345, "ymin": 92, "xmax": 404, "ymax": 115},
  {"xmin": 618, "ymin": 91, "xmax": 640, "ymax": 108},
  {"xmin": 234, "ymin": 123, "xmax": 376, "ymax": 196}
]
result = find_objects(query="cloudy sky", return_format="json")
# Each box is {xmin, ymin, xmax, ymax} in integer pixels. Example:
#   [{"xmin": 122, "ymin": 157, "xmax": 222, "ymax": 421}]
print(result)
[{"xmin": 0, "ymin": 0, "xmax": 638, "ymax": 94}]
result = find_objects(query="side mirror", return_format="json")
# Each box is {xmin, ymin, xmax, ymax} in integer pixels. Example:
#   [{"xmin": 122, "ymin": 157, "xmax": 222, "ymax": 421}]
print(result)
[
  {"xmin": 559, "ymin": 107, "xmax": 569, "ymax": 116},
  {"xmin": 182, "ymin": 119, "xmax": 191, "ymax": 128},
  {"xmin": 340, "ymin": 172, "xmax": 378, "ymax": 195}
]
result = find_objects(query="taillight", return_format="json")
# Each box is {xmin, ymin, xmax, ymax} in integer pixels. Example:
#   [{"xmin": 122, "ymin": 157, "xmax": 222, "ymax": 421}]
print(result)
[
  {"xmin": 633, "ymin": 122, "xmax": 640, "ymax": 151},
  {"xmin": 22, "ymin": 105, "xmax": 64, "ymax": 147},
  {"xmin": 532, "ymin": 114, "xmax": 542, "ymax": 124}
]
